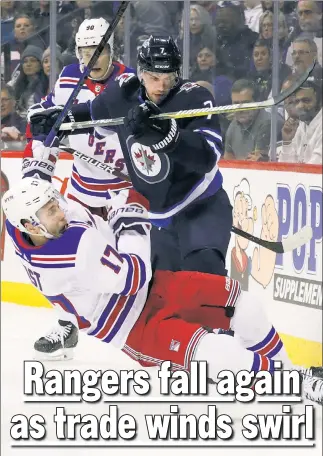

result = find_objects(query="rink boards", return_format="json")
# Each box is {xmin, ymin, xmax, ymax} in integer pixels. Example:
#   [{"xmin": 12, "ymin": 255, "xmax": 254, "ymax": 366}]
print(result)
[{"xmin": 1, "ymin": 153, "xmax": 322, "ymax": 367}]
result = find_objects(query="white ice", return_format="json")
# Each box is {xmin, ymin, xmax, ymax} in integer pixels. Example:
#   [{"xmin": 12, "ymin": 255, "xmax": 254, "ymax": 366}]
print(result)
[{"xmin": 1, "ymin": 302, "xmax": 322, "ymax": 456}]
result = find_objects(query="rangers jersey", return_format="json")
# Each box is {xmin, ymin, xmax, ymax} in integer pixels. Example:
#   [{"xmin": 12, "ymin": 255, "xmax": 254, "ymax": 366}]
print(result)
[
  {"xmin": 28, "ymin": 62, "xmax": 134, "ymax": 207},
  {"xmin": 5, "ymin": 202, "xmax": 151, "ymax": 349}
]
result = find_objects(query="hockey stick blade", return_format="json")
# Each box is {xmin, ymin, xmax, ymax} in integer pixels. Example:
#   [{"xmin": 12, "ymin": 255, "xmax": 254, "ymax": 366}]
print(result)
[
  {"xmin": 60, "ymin": 146, "xmax": 313, "ymax": 255},
  {"xmin": 232, "ymin": 225, "xmax": 313, "ymax": 254},
  {"xmin": 59, "ymin": 60, "xmax": 316, "ymax": 132},
  {"xmin": 282, "ymin": 225, "xmax": 313, "ymax": 253},
  {"xmin": 44, "ymin": 1, "xmax": 129, "ymax": 145}
]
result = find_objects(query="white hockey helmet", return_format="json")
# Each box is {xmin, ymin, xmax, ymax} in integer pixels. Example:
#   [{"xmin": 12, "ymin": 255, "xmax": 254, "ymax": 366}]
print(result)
[
  {"xmin": 75, "ymin": 18, "xmax": 114, "ymax": 71},
  {"xmin": 2, "ymin": 178, "xmax": 64, "ymax": 238}
]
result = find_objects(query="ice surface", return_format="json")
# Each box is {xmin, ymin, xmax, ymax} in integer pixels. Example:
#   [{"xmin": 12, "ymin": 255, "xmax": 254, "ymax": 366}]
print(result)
[{"xmin": 1, "ymin": 302, "xmax": 322, "ymax": 456}]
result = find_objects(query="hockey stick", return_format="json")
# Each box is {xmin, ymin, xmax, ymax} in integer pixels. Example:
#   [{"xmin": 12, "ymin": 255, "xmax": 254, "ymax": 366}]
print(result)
[
  {"xmin": 43, "ymin": 1, "xmax": 129, "ymax": 146},
  {"xmin": 231, "ymin": 225, "xmax": 313, "ymax": 254},
  {"xmin": 59, "ymin": 61, "xmax": 315, "ymax": 132},
  {"xmin": 59, "ymin": 147, "xmax": 313, "ymax": 254}
]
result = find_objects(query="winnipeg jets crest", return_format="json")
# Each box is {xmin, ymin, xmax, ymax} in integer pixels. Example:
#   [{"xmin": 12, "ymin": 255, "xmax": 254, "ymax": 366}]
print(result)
[{"xmin": 129, "ymin": 142, "xmax": 170, "ymax": 184}]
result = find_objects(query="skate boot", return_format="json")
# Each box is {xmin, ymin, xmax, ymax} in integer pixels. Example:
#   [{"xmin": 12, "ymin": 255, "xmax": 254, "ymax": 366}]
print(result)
[
  {"xmin": 302, "ymin": 374, "xmax": 323, "ymax": 405},
  {"xmin": 34, "ymin": 320, "xmax": 78, "ymax": 361}
]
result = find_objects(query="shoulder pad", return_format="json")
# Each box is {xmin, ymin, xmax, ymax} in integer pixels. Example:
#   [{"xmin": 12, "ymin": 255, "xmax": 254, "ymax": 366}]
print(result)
[
  {"xmin": 59, "ymin": 63, "xmax": 82, "ymax": 78},
  {"xmin": 116, "ymin": 73, "xmax": 140, "ymax": 97}
]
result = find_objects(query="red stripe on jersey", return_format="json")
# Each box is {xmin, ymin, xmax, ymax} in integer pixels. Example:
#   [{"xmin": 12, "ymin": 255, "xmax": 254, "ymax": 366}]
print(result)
[
  {"xmin": 257, "ymin": 332, "xmax": 280, "ymax": 357},
  {"xmin": 31, "ymin": 256, "xmax": 76, "ymax": 262},
  {"xmin": 96, "ymin": 295, "xmax": 128, "ymax": 340},
  {"xmin": 129, "ymin": 255, "xmax": 140, "ymax": 295}
]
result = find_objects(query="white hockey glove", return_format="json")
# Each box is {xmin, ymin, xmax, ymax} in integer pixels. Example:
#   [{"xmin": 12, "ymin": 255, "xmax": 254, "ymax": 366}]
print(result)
[
  {"xmin": 107, "ymin": 189, "xmax": 151, "ymax": 237},
  {"xmin": 22, "ymin": 139, "xmax": 60, "ymax": 182}
]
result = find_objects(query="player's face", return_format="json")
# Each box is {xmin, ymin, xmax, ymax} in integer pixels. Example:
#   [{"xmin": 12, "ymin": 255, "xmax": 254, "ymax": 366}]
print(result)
[
  {"xmin": 253, "ymin": 45, "xmax": 270, "ymax": 72},
  {"xmin": 197, "ymin": 47, "xmax": 215, "ymax": 70},
  {"xmin": 291, "ymin": 42, "xmax": 316, "ymax": 74},
  {"xmin": 141, "ymin": 72, "xmax": 177, "ymax": 104},
  {"xmin": 297, "ymin": 0, "xmax": 322, "ymax": 32},
  {"xmin": 37, "ymin": 199, "xmax": 68, "ymax": 238},
  {"xmin": 295, "ymin": 87, "xmax": 318, "ymax": 123},
  {"xmin": 231, "ymin": 89, "xmax": 257, "ymax": 126},
  {"xmin": 79, "ymin": 45, "xmax": 111, "ymax": 80}
]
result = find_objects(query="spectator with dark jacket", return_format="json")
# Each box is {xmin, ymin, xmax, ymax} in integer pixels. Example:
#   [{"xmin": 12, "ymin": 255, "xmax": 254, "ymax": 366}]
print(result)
[
  {"xmin": 11, "ymin": 45, "xmax": 47, "ymax": 116},
  {"xmin": 215, "ymin": 1, "xmax": 258, "ymax": 80},
  {"xmin": 251, "ymin": 39, "xmax": 291, "ymax": 100},
  {"xmin": 190, "ymin": 43, "xmax": 233, "ymax": 107}
]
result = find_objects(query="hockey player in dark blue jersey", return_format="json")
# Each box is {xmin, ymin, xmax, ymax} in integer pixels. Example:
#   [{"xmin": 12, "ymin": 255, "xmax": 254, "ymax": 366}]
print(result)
[{"xmin": 30, "ymin": 36, "xmax": 233, "ymax": 276}]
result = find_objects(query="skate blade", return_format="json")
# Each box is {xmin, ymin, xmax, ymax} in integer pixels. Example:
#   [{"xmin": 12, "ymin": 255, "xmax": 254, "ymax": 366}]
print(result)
[{"xmin": 33, "ymin": 348, "xmax": 74, "ymax": 361}]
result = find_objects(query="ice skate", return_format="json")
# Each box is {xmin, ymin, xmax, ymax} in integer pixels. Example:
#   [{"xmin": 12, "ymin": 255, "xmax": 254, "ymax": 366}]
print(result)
[{"xmin": 34, "ymin": 320, "xmax": 78, "ymax": 361}]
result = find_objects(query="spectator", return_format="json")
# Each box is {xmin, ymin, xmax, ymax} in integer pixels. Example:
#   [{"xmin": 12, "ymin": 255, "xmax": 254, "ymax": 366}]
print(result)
[
  {"xmin": 258, "ymin": 11, "xmax": 291, "ymax": 62},
  {"xmin": 178, "ymin": 4, "xmax": 216, "ymax": 67},
  {"xmin": 244, "ymin": 0, "xmax": 263, "ymax": 33},
  {"xmin": 190, "ymin": 44, "xmax": 233, "ymax": 106},
  {"xmin": 261, "ymin": 0, "xmax": 299, "ymax": 37},
  {"xmin": 275, "ymin": 74, "xmax": 300, "ymax": 160},
  {"xmin": 286, "ymin": 0, "xmax": 322, "ymax": 66},
  {"xmin": 11, "ymin": 45, "xmax": 47, "ymax": 116},
  {"xmin": 251, "ymin": 39, "xmax": 291, "ymax": 100},
  {"xmin": 215, "ymin": 1, "xmax": 258, "ymax": 80},
  {"xmin": 279, "ymin": 77, "xmax": 322, "ymax": 164},
  {"xmin": 33, "ymin": 46, "xmax": 65, "ymax": 103},
  {"xmin": 1, "ymin": 84, "xmax": 26, "ymax": 149},
  {"xmin": 224, "ymin": 79, "xmax": 283, "ymax": 161},
  {"xmin": 4, "ymin": 14, "xmax": 46, "ymax": 78},
  {"xmin": 290, "ymin": 37, "xmax": 322, "ymax": 80}
]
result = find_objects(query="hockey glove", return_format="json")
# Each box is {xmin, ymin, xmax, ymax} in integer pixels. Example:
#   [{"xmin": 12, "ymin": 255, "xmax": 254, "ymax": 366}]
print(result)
[
  {"xmin": 22, "ymin": 139, "xmax": 59, "ymax": 182},
  {"xmin": 107, "ymin": 189, "xmax": 151, "ymax": 237},
  {"xmin": 124, "ymin": 101, "xmax": 180, "ymax": 154},
  {"xmin": 28, "ymin": 106, "xmax": 74, "ymax": 140}
]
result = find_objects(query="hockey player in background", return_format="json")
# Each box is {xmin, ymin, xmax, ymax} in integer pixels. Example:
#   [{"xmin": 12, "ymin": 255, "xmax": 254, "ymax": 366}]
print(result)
[
  {"xmin": 2, "ymin": 178, "xmax": 323, "ymax": 404},
  {"xmin": 23, "ymin": 17, "xmax": 134, "ymax": 215},
  {"xmin": 23, "ymin": 17, "xmax": 134, "ymax": 352},
  {"xmin": 29, "ymin": 36, "xmax": 233, "ymax": 277}
]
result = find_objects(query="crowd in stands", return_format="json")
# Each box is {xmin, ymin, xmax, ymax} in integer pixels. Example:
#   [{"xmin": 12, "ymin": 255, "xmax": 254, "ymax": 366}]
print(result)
[{"xmin": 1, "ymin": 0, "xmax": 322, "ymax": 163}]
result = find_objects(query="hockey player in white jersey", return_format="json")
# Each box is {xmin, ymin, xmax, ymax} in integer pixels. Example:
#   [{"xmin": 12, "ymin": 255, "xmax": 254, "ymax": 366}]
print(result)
[
  {"xmin": 2, "ymin": 178, "xmax": 323, "ymax": 404},
  {"xmin": 22, "ymin": 17, "xmax": 134, "ymax": 353},
  {"xmin": 23, "ymin": 17, "xmax": 134, "ymax": 212}
]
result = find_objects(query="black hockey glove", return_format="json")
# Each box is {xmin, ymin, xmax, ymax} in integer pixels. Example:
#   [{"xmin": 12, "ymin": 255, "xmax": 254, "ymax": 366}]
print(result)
[
  {"xmin": 124, "ymin": 101, "xmax": 180, "ymax": 154},
  {"xmin": 28, "ymin": 106, "xmax": 74, "ymax": 138}
]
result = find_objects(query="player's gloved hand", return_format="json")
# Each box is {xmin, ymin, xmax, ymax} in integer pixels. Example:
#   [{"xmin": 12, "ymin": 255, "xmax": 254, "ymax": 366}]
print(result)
[
  {"xmin": 28, "ymin": 106, "xmax": 73, "ymax": 138},
  {"xmin": 106, "ymin": 189, "xmax": 151, "ymax": 237},
  {"xmin": 123, "ymin": 101, "xmax": 180, "ymax": 154},
  {"xmin": 22, "ymin": 139, "xmax": 59, "ymax": 182}
]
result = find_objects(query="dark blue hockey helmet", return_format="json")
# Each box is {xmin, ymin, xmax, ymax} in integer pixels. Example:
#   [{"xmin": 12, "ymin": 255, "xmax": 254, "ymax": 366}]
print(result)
[{"xmin": 137, "ymin": 36, "xmax": 182, "ymax": 74}]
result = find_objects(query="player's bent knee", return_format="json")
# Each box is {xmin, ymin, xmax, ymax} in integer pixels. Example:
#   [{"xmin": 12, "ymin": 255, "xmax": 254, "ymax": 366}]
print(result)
[{"xmin": 194, "ymin": 333, "xmax": 254, "ymax": 379}]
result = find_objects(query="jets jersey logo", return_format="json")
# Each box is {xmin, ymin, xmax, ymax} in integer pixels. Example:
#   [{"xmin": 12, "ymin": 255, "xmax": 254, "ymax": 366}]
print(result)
[
  {"xmin": 178, "ymin": 82, "xmax": 199, "ymax": 93},
  {"xmin": 128, "ymin": 142, "xmax": 170, "ymax": 184}
]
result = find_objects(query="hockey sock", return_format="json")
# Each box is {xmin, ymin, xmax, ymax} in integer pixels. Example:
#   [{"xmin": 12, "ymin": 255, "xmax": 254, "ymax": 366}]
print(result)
[
  {"xmin": 194, "ymin": 333, "xmax": 275, "ymax": 381},
  {"xmin": 230, "ymin": 291, "xmax": 292, "ymax": 367}
]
